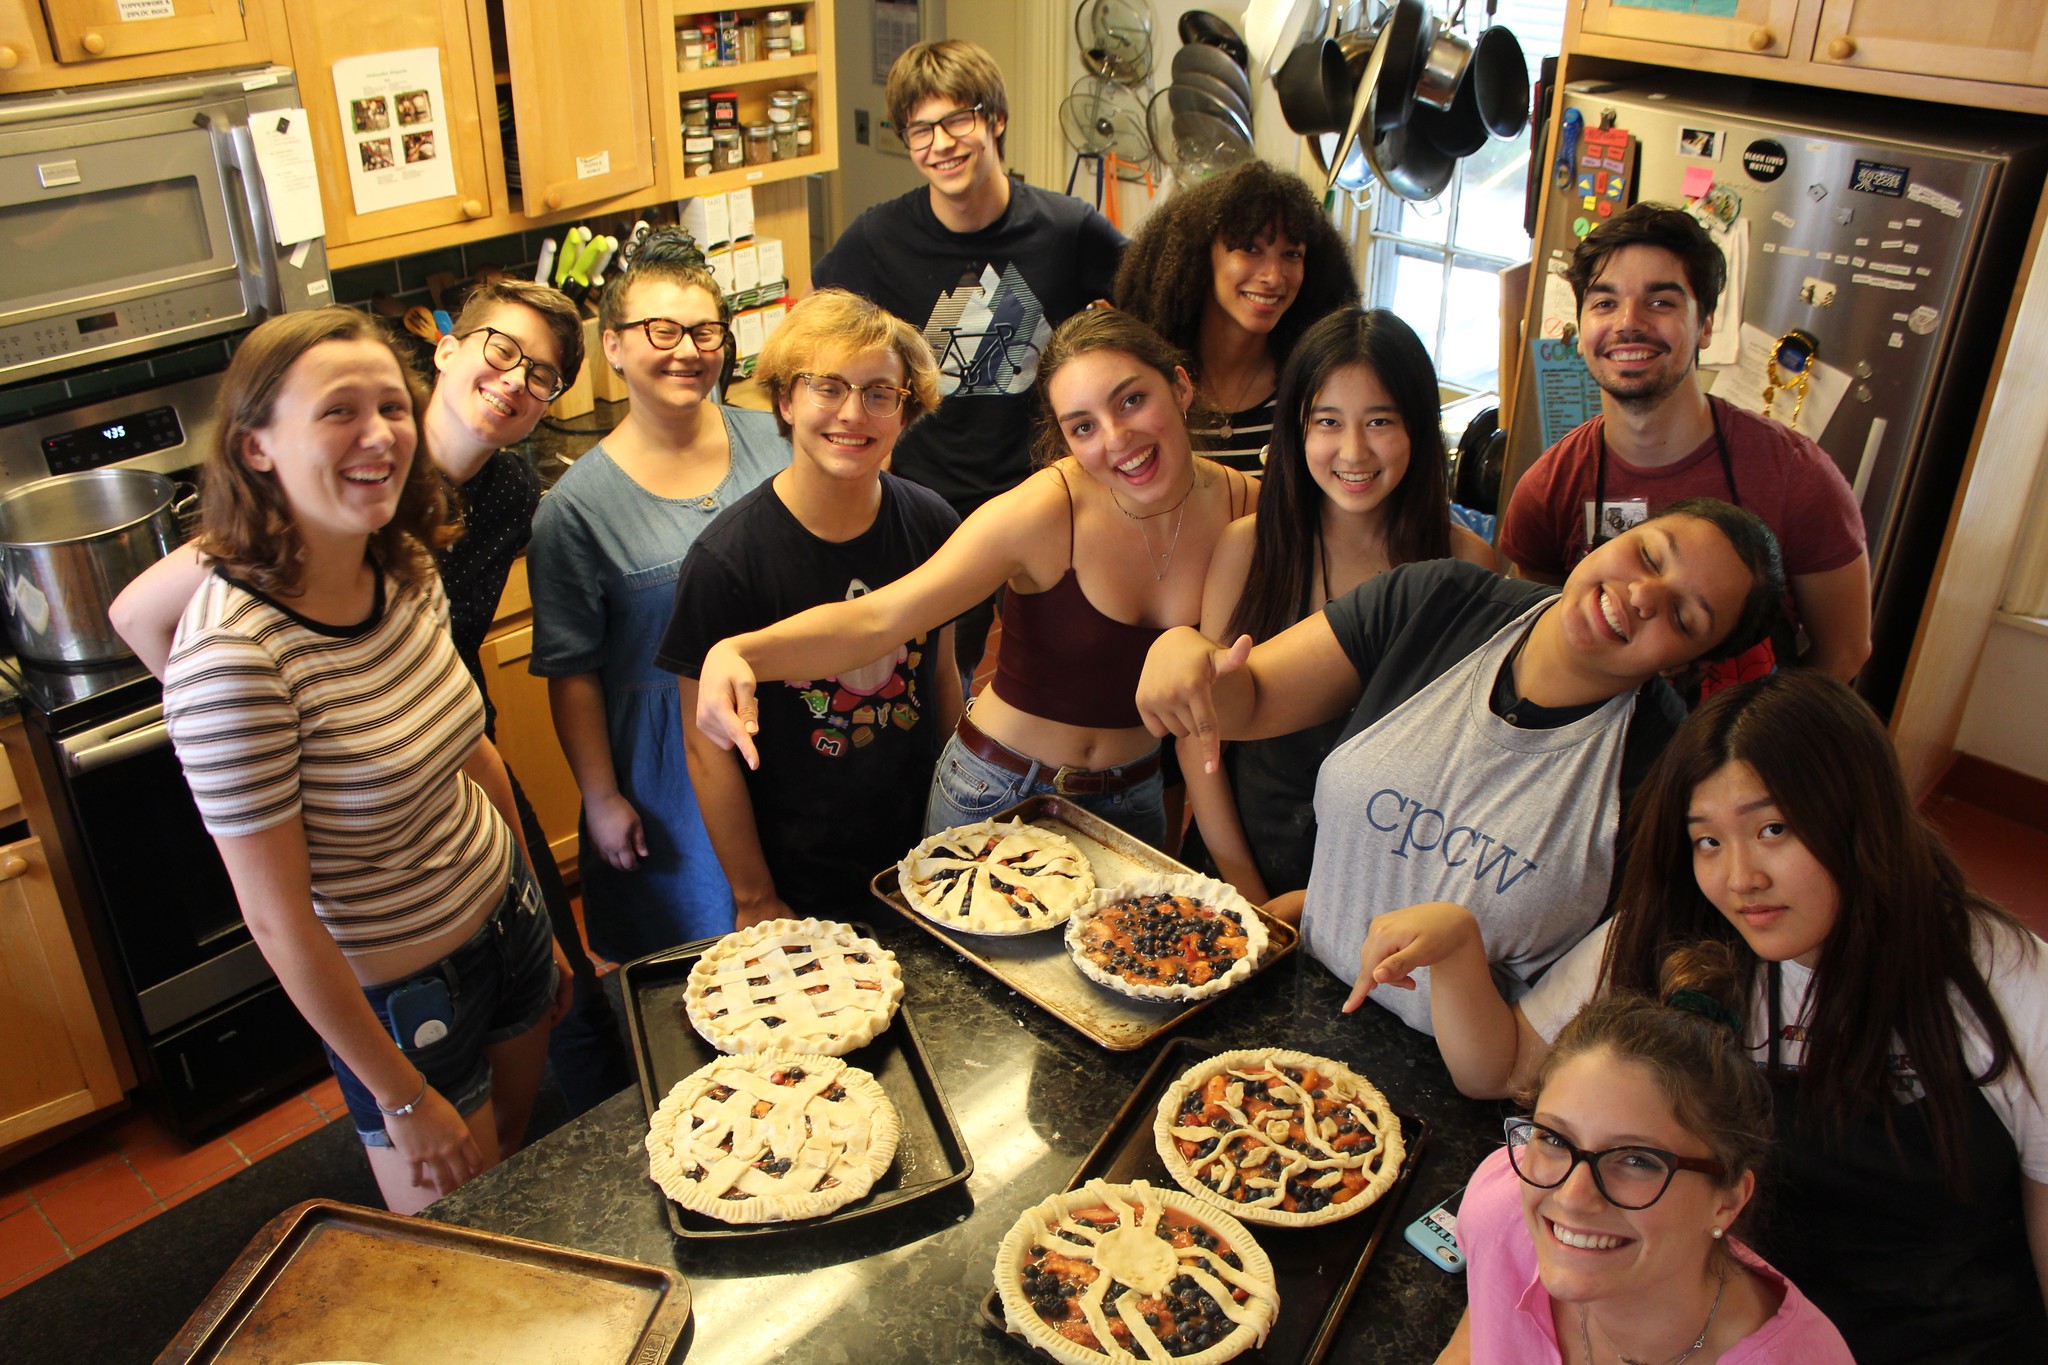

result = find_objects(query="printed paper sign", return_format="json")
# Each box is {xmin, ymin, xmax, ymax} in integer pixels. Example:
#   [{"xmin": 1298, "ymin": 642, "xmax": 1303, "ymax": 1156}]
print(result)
[
  {"xmin": 249, "ymin": 110, "xmax": 327, "ymax": 245},
  {"xmin": 332, "ymin": 48, "xmax": 458, "ymax": 216},
  {"xmin": 1529, "ymin": 338, "xmax": 1605, "ymax": 450}
]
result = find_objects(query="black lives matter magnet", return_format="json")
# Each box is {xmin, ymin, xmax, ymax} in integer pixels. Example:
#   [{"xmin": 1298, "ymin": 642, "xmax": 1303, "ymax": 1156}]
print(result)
[{"xmin": 1742, "ymin": 138, "xmax": 1787, "ymax": 183}]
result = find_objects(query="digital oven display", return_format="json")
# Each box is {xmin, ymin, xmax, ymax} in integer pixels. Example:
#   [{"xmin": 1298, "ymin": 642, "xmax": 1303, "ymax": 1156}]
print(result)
[{"xmin": 41, "ymin": 405, "xmax": 184, "ymax": 474}]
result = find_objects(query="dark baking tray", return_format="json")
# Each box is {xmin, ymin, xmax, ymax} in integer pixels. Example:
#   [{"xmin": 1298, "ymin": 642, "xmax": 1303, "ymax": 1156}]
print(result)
[
  {"xmin": 871, "ymin": 794, "xmax": 1301, "ymax": 1050},
  {"xmin": 623, "ymin": 928, "xmax": 974, "ymax": 1240},
  {"xmin": 977, "ymin": 1036, "xmax": 1430, "ymax": 1365},
  {"xmin": 159, "ymin": 1198, "xmax": 689, "ymax": 1364}
]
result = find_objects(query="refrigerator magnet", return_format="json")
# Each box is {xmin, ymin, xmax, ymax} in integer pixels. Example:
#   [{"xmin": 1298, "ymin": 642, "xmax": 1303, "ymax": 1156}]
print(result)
[{"xmin": 1678, "ymin": 127, "xmax": 1720, "ymax": 159}]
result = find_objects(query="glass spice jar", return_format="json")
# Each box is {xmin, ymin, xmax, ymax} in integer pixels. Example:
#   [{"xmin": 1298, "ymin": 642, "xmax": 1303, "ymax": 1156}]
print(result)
[
  {"xmin": 681, "ymin": 98, "xmax": 711, "ymax": 133},
  {"xmin": 678, "ymin": 26, "xmax": 704, "ymax": 69},
  {"xmin": 715, "ymin": 11, "xmax": 740, "ymax": 65},
  {"xmin": 764, "ymin": 36, "xmax": 791, "ymax": 60},
  {"xmin": 737, "ymin": 17, "xmax": 760, "ymax": 64},
  {"xmin": 744, "ymin": 124, "xmax": 774, "ymax": 165},
  {"xmin": 712, "ymin": 127, "xmax": 742, "ymax": 170},
  {"xmin": 771, "ymin": 121, "xmax": 799, "ymax": 160},
  {"xmin": 765, "ymin": 10, "xmax": 792, "ymax": 44}
]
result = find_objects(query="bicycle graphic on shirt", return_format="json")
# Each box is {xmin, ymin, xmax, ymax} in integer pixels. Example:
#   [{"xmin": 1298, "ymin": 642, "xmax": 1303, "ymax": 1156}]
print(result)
[{"xmin": 935, "ymin": 320, "xmax": 1040, "ymax": 396}]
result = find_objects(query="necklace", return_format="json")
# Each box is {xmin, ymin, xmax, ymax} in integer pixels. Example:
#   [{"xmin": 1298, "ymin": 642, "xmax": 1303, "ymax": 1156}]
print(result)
[
  {"xmin": 1114, "ymin": 468, "xmax": 1198, "ymax": 581},
  {"xmin": 1578, "ymin": 1267, "xmax": 1727, "ymax": 1365},
  {"xmin": 1213, "ymin": 358, "xmax": 1271, "ymax": 443}
]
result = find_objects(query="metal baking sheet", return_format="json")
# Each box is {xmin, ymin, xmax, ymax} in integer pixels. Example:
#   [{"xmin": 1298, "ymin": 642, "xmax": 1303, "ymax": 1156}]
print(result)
[
  {"xmin": 159, "ymin": 1198, "xmax": 688, "ymax": 1364},
  {"xmin": 977, "ymin": 1037, "xmax": 1430, "ymax": 1365},
  {"xmin": 870, "ymin": 795, "xmax": 1301, "ymax": 1050},
  {"xmin": 623, "ymin": 930, "xmax": 974, "ymax": 1240}
]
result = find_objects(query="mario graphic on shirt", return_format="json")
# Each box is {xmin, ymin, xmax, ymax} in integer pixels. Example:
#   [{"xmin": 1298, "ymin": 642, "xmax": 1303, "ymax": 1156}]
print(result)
[{"xmin": 790, "ymin": 578, "xmax": 925, "ymax": 759}]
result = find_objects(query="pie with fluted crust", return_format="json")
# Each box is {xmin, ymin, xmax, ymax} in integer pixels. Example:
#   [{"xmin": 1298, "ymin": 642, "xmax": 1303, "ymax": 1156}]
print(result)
[
  {"xmin": 1065, "ymin": 875, "xmax": 1268, "ymax": 1002},
  {"xmin": 899, "ymin": 818, "xmax": 1096, "ymax": 934},
  {"xmin": 644, "ymin": 1051, "xmax": 901, "ymax": 1224},
  {"xmin": 684, "ymin": 918, "xmax": 902, "ymax": 1056},
  {"xmin": 994, "ymin": 1178, "xmax": 1279, "ymax": 1365},
  {"xmin": 1153, "ymin": 1049, "xmax": 1404, "ymax": 1227}
]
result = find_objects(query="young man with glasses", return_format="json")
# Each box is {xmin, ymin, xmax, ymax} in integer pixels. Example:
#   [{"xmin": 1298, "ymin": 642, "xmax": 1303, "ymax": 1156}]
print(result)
[
  {"xmin": 658, "ymin": 291, "xmax": 958, "ymax": 925},
  {"xmin": 813, "ymin": 39, "xmax": 1125, "ymax": 681}
]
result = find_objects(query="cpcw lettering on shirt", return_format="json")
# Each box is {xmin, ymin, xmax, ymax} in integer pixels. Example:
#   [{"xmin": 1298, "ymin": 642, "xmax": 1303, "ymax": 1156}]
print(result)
[{"xmin": 1365, "ymin": 788, "xmax": 1539, "ymax": 895}]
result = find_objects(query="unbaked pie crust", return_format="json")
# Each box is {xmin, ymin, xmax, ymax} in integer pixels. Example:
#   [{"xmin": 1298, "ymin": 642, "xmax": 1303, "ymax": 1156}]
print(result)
[
  {"xmin": 1065, "ymin": 875, "xmax": 1268, "ymax": 1003},
  {"xmin": 994, "ymin": 1178, "xmax": 1279, "ymax": 1365},
  {"xmin": 1153, "ymin": 1049, "xmax": 1404, "ymax": 1228},
  {"xmin": 684, "ymin": 918, "xmax": 903, "ymax": 1056},
  {"xmin": 899, "ymin": 818, "xmax": 1097, "ymax": 935},
  {"xmin": 645, "ymin": 1051, "xmax": 901, "ymax": 1224}
]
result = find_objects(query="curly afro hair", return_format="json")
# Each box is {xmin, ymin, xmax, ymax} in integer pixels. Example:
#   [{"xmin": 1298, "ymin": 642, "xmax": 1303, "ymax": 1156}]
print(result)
[{"xmin": 1112, "ymin": 160, "xmax": 1358, "ymax": 382}]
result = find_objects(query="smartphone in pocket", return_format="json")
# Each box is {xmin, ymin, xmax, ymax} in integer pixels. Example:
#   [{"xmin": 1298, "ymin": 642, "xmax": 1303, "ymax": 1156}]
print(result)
[
  {"xmin": 1404, "ymin": 1183, "xmax": 1467, "ymax": 1273},
  {"xmin": 385, "ymin": 976, "xmax": 454, "ymax": 1050}
]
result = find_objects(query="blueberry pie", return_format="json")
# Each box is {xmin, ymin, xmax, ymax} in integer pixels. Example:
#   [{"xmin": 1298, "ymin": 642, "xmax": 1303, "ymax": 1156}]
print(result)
[
  {"xmin": 645, "ymin": 1051, "xmax": 901, "ymax": 1223},
  {"xmin": 899, "ymin": 818, "xmax": 1096, "ymax": 935},
  {"xmin": 995, "ymin": 1178, "xmax": 1278, "ymax": 1365},
  {"xmin": 1065, "ymin": 875, "xmax": 1267, "ymax": 1002},
  {"xmin": 1153, "ymin": 1049, "xmax": 1404, "ymax": 1227},
  {"xmin": 684, "ymin": 919, "xmax": 903, "ymax": 1056}
]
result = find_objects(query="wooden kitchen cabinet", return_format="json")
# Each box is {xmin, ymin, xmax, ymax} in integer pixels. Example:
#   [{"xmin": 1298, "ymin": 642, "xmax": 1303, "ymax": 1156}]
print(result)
[
  {"xmin": 481, "ymin": 559, "xmax": 581, "ymax": 879},
  {"xmin": 1812, "ymin": 0, "xmax": 2048, "ymax": 87},
  {"xmin": 0, "ymin": 0, "xmax": 281, "ymax": 94},
  {"xmin": 498, "ymin": 0, "xmax": 656, "ymax": 216},
  {"xmin": 0, "ymin": 834, "xmax": 124, "ymax": 1151},
  {"xmin": 1579, "ymin": 0, "xmax": 1801, "ymax": 59}
]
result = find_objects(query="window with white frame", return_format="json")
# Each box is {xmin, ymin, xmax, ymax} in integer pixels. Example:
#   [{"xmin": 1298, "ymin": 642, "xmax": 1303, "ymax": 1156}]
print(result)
[{"xmin": 1357, "ymin": 0, "xmax": 1567, "ymax": 395}]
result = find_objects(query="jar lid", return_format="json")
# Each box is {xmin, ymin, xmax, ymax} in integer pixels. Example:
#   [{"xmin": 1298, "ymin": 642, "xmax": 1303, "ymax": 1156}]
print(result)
[
  {"xmin": 745, "ymin": 124, "xmax": 773, "ymax": 137},
  {"xmin": 713, "ymin": 128, "xmax": 740, "ymax": 143}
]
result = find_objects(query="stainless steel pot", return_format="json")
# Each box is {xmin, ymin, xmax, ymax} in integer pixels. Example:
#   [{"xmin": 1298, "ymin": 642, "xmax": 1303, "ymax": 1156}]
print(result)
[{"xmin": 0, "ymin": 468, "xmax": 188, "ymax": 666}]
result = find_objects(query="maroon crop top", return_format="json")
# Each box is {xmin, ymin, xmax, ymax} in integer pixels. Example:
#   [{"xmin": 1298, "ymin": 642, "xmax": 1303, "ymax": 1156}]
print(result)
[{"xmin": 988, "ymin": 466, "xmax": 1250, "ymax": 731}]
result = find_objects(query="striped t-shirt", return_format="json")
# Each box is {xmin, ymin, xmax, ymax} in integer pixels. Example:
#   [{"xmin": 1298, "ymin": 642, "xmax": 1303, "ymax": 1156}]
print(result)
[
  {"xmin": 1189, "ymin": 394, "xmax": 1276, "ymax": 475},
  {"xmin": 164, "ymin": 567, "xmax": 514, "ymax": 976}
]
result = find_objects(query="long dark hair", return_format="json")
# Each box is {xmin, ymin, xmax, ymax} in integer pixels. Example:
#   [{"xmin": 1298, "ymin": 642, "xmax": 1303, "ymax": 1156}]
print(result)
[
  {"xmin": 1601, "ymin": 669, "xmax": 2034, "ymax": 1191},
  {"xmin": 1112, "ymin": 160, "xmax": 1357, "ymax": 380},
  {"xmin": 1227, "ymin": 309, "xmax": 1450, "ymax": 642}
]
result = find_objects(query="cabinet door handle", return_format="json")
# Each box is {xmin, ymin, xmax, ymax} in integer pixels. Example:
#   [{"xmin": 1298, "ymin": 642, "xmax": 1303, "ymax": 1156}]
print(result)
[
  {"xmin": 545, "ymin": 189, "xmax": 563, "ymax": 211},
  {"xmin": 1746, "ymin": 27, "xmax": 1775, "ymax": 51},
  {"xmin": 1827, "ymin": 35, "xmax": 1857, "ymax": 59},
  {"xmin": 462, "ymin": 198, "xmax": 486, "ymax": 218},
  {"xmin": 0, "ymin": 46, "xmax": 19, "ymax": 70},
  {"xmin": 82, "ymin": 31, "xmax": 107, "ymax": 55},
  {"xmin": 0, "ymin": 855, "xmax": 30, "ymax": 881}
]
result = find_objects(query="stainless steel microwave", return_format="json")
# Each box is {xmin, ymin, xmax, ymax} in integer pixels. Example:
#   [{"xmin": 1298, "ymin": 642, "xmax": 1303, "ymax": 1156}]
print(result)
[{"xmin": 0, "ymin": 66, "xmax": 329, "ymax": 388}]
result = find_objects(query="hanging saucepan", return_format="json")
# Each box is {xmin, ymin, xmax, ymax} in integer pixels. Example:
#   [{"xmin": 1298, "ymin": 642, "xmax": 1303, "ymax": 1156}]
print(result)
[
  {"xmin": 1371, "ymin": 0, "xmax": 1431, "ymax": 136},
  {"xmin": 1417, "ymin": 24, "xmax": 1528, "ymax": 157},
  {"xmin": 1177, "ymin": 9, "xmax": 1251, "ymax": 69},
  {"xmin": 1367, "ymin": 111, "xmax": 1456, "ymax": 201},
  {"xmin": 0, "ymin": 468, "xmax": 190, "ymax": 667},
  {"xmin": 1413, "ymin": 18, "xmax": 1472, "ymax": 111},
  {"xmin": 1275, "ymin": 37, "xmax": 1353, "ymax": 137}
]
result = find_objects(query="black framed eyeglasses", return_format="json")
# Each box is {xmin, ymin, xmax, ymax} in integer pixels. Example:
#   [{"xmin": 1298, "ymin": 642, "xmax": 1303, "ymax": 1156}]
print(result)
[
  {"xmin": 460, "ymin": 326, "xmax": 566, "ymax": 401},
  {"xmin": 901, "ymin": 102, "xmax": 984, "ymax": 150},
  {"xmin": 1503, "ymin": 1117, "xmax": 1727, "ymax": 1211},
  {"xmin": 797, "ymin": 372, "xmax": 911, "ymax": 418},
  {"xmin": 616, "ymin": 317, "xmax": 731, "ymax": 352}
]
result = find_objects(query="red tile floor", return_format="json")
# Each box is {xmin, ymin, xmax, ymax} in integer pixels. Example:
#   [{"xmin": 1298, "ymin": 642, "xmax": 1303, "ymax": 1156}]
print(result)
[{"xmin": 6, "ymin": 632, "xmax": 2042, "ymax": 1302}]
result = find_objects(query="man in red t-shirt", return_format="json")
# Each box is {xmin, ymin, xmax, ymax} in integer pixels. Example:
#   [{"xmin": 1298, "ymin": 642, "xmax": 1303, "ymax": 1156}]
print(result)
[{"xmin": 1499, "ymin": 204, "xmax": 1870, "ymax": 683}]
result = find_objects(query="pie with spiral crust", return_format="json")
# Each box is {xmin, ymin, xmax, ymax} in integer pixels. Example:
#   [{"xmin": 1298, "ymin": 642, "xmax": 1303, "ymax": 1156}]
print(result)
[
  {"xmin": 1065, "ymin": 875, "xmax": 1268, "ymax": 1002},
  {"xmin": 1153, "ymin": 1049, "xmax": 1404, "ymax": 1227},
  {"xmin": 645, "ymin": 1051, "xmax": 901, "ymax": 1224},
  {"xmin": 684, "ymin": 918, "xmax": 902, "ymax": 1056},
  {"xmin": 899, "ymin": 818, "xmax": 1096, "ymax": 934},
  {"xmin": 994, "ymin": 1178, "xmax": 1279, "ymax": 1365}
]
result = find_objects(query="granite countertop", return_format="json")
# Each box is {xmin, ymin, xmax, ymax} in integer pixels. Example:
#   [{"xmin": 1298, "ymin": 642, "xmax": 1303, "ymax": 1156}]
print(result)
[{"xmin": 428, "ymin": 914, "xmax": 1503, "ymax": 1364}]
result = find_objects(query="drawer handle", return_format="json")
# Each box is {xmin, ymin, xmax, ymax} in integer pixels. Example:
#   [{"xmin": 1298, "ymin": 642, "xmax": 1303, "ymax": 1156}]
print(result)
[
  {"xmin": 0, "ymin": 855, "xmax": 29, "ymax": 881},
  {"xmin": 1828, "ymin": 35, "xmax": 1857, "ymax": 60},
  {"xmin": 82, "ymin": 30, "xmax": 107, "ymax": 56},
  {"xmin": 1747, "ymin": 27, "xmax": 1775, "ymax": 51}
]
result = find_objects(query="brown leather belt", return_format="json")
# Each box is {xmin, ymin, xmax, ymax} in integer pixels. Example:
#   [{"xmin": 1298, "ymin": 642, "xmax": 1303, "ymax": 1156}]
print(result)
[{"xmin": 954, "ymin": 712, "xmax": 1162, "ymax": 797}]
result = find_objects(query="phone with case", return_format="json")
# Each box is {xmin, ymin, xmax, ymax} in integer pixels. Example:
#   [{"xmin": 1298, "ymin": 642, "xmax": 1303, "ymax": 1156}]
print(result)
[
  {"xmin": 385, "ymin": 976, "xmax": 454, "ymax": 1050},
  {"xmin": 1404, "ymin": 1184, "xmax": 1466, "ymax": 1273}
]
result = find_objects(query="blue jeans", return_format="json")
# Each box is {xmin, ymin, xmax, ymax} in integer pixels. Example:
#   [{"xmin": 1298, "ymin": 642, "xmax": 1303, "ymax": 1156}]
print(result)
[
  {"xmin": 923, "ymin": 728, "xmax": 1168, "ymax": 848},
  {"xmin": 325, "ymin": 859, "xmax": 559, "ymax": 1146}
]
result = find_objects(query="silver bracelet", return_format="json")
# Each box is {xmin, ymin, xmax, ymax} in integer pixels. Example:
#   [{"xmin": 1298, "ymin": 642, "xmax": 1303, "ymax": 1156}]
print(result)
[{"xmin": 377, "ymin": 1071, "xmax": 429, "ymax": 1118}]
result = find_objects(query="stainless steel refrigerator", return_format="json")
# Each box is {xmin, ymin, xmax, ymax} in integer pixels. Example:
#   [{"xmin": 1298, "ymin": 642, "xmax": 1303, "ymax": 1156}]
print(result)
[{"xmin": 1513, "ymin": 74, "xmax": 2048, "ymax": 714}]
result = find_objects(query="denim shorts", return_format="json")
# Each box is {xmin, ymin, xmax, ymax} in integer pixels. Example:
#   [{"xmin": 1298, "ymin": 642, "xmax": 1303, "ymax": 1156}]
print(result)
[
  {"xmin": 924, "ymin": 728, "xmax": 1168, "ymax": 848},
  {"xmin": 326, "ymin": 859, "xmax": 559, "ymax": 1146}
]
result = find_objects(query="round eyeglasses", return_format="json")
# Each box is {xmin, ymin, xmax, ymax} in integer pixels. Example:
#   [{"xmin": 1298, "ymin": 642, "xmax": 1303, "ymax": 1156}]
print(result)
[
  {"xmin": 460, "ymin": 327, "xmax": 567, "ymax": 402},
  {"xmin": 901, "ymin": 103, "xmax": 983, "ymax": 151},
  {"xmin": 797, "ymin": 372, "xmax": 911, "ymax": 418},
  {"xmin": 617, "ymin": 317, "xmax": 731, "ymax": 352},
  {"xmin": 1502, "ymin": 1117, "xmax": 1727, "ymax": 1211}
]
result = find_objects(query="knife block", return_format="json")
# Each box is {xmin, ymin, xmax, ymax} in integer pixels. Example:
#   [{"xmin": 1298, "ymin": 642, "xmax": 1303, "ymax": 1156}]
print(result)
[{"xmin": 549, "ymin": 322, "xmax": 596, "ymax": 421}]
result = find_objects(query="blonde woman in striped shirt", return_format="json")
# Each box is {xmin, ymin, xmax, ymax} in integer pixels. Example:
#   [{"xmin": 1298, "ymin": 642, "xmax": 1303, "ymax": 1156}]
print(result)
[{"xmin": 163, "ymin": 308, "xmax": 570, "ymax": 1214}]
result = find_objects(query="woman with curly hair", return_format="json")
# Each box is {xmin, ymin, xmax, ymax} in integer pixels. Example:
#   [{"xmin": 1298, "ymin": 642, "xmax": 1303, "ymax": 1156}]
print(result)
[{"xmin": 1113, "ymin": 160, "xmax": 1358, "ymax": 472}]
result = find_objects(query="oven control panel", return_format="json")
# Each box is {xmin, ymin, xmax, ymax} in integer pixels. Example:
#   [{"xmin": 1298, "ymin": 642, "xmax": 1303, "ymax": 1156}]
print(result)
[
  {"xmin": 41, "ymin": 404, "xmax": 185, "ymax": 474},
  {"xmin": 0, "ymin": 278, "xmax": 246, "ymax": 375}
]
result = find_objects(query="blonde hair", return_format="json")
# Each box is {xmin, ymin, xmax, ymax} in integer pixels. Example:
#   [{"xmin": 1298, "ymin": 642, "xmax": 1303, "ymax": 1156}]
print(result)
[
  {"xmin": 885, "ymin": 39, "xmax": 1008, "ymax": 157},
  {"xmin": 754, "ymin": 288, "xmax": 940, "ymax": 439}
]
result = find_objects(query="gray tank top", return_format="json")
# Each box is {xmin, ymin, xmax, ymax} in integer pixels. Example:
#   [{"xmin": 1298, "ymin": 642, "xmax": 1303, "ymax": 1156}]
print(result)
[{"xmin": 1300, "ymin": 601, "xmax": 1633, "ymax": 1035}]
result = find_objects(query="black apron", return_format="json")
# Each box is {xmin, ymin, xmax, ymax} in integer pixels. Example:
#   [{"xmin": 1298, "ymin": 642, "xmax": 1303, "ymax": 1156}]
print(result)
[{"xmin": 1755, "ymin": 963, "xmax": 2047, "ymax": 1364}]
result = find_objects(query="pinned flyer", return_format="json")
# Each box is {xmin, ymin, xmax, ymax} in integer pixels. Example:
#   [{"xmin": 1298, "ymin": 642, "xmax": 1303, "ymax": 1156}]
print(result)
[
  {"xmin": 249, "ymin": 110, "xmax": 326, "ymax": 246},
  {"xmin": 333, "ymin": 48, "xmax": 458, "ymax": 216}
]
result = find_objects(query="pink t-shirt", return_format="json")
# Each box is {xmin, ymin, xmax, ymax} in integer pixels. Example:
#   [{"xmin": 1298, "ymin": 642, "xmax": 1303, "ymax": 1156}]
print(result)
[{"xmin": 1453, "ymin": 1148, "xmax": 1855, "ymax": 1363}]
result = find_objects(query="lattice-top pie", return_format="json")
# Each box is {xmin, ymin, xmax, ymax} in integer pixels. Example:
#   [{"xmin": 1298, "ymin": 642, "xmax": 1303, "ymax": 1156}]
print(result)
[
  {"xmin": 645, "ymin": 1052, "xmax": 901, "ymax": 1224},
  {"xmin": 1066, "ymin": 875, "xmax": 1268, "ymax": 1002},
  {"xmin": 684, "ymin": 918, "xmax": 903, "ymax": 1056},
  {"xmin": 899, "ymin": 818, "xmax": 1096, "ymax": 934},
  {"xmin": 994, "ymin": 1178, "xmax": 1279, "ymax": 1365},
  {"xmin": 1153, "ymin": 1049, "xmax": 1404, "ymax": 1227}
]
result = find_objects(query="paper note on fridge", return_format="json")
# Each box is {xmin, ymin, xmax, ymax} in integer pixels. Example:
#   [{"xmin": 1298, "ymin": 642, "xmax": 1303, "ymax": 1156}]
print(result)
[
  {"xmin": 248, "ymin": 110, "xmax": 326, "ymax": 246},
  {"xmin": 1707, "ymin": 321, "xmax": 1850, "ymax": 440}
]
